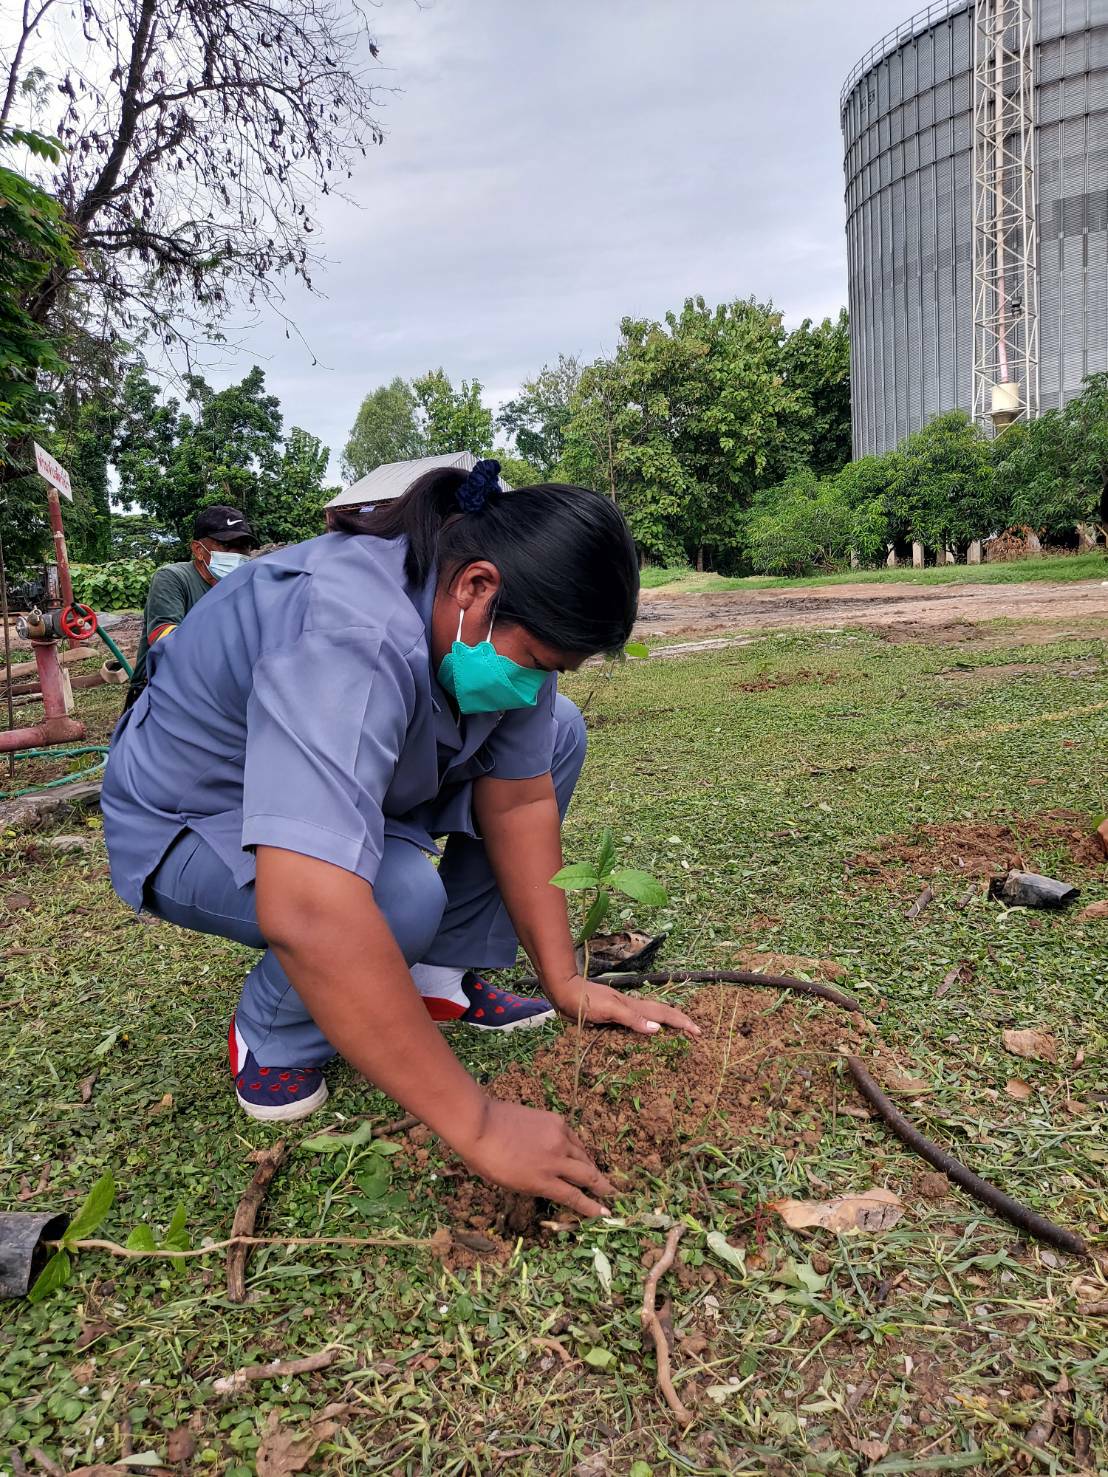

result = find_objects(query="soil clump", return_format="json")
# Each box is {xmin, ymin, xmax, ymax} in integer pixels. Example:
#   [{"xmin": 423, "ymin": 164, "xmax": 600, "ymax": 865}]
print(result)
[
  {"xmin": 848, "ymin": 809, "xmax": 1106, "ymax": 887},
  {"xmin": 436, "ymin": 984, "xmax": 862, "ymax": 1240}
]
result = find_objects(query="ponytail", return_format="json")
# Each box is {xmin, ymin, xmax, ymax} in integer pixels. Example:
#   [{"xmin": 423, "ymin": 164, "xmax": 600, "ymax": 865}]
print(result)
[{"xmin": 331, "ymin": 461, "xmax": 639, "ymax": 655}]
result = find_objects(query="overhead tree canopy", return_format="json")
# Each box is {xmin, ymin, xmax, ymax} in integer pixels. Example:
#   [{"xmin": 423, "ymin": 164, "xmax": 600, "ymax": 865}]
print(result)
[
  {"xmin": 412, "ymin": 369, "xmax": 493, "ymax": 457},
  {"xmin": 496, "ymin": 354, "xmax": 581, "ymax": 475}
]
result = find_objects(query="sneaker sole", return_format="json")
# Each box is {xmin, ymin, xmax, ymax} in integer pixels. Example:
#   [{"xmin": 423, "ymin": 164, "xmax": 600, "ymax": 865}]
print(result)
[
  {"xmin": 236, "ymin": 1077, "xmax": 329, "ymax": 1122},
  {"xmin": 443, "ymin": 1008, "xmax": 557, "ymax": 1033}
]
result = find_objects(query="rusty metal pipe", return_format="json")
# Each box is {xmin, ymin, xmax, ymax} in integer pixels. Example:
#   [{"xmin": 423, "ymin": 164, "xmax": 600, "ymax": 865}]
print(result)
[
  {"xmin": 0, "ymin": 641, "xmax": 84, "ymax": 751},
  {"xmin": 45, "ymin": 489, "xmax": 74, "ymax": 609}
]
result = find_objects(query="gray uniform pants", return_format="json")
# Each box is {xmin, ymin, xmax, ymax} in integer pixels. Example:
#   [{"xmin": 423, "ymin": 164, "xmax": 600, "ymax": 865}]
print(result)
[{"xmin": 144, "ymin": 695, "xmax": 586, "ymax": 1066}]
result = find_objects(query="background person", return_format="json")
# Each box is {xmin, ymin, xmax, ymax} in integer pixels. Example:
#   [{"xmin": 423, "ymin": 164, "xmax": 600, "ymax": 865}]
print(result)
[
  {"xmin": 102, "ymin": 461, "xmax": 696, "ymax": 1218},
  {"xmin": 123, "ymin": 505, "xmax": 259, "ymax": 709}
]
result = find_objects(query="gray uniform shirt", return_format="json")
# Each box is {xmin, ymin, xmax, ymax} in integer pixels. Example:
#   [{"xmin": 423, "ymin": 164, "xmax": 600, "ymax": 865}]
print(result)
[{"xmin": 102, "ymin": 532, "xmax": 556, "ymax": 911}]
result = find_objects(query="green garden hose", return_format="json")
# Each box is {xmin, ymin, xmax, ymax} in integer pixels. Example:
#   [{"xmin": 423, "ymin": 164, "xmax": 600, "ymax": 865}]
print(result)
[
  {"xmin": 0, "ymin": 746, "xmax": 109, "ymax": 801},
  {"xmin": 95, "ymin": 627, "xmax": 134, "ymax": 678}
]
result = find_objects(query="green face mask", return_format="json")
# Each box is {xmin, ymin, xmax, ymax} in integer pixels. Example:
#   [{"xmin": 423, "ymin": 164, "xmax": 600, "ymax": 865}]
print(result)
[{"xmin": 437, "ymin": 611, "xmax": 548, "ymax": 714}]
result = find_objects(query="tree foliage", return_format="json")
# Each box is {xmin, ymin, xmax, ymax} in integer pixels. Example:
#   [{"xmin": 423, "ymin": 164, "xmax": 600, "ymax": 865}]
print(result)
[
  {"xmin": 496, "ymin": 354, "xmax": 580, "ymax": 475},
  {"xmin": 999, "ymin": 374, "xmax": 1108, "ymax": 539},
  {"xmin": 342, "ymin": 377, "xmax": 423, "ymax": 481},
  {"xmin": 412, "ymin": 369, "xmax": 493, "ymax": 457}
]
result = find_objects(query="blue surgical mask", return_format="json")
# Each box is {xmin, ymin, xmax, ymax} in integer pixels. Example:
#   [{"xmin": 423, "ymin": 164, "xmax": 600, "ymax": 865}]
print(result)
[
  {"xmin": 437, "ymin": 610, "xmax": 548, "ymax": 714},
  {"xmin": 208, "ymin": 550, "xmax": 248, "ymax": 580}
]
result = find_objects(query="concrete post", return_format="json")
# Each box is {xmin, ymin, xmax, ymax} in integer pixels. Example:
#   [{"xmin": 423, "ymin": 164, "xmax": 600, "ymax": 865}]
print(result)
[
  {"xmin": 850, "ymin": 550, "xmax": 860, "ymax": 570},
  {"xmin": 944, "ymin": 547, "xmax": 956, "ymax": 565},
  {"xmin": 886, "ymin": 544, "xmax": 897, "ymax": 568},
  {"xmin": 1026, "ymin": 529, "xmax": 1042, "ymax": 556},
  {"xmin": 1076, "ymin": 522, "xmax": 1099, "ymax": 553},
  {"xmin": 967, "ymin": 540, "xmax": 982, "ymax": 565},
  {"xmin": 912, "ymin": 540, "xmax": 924, "ymax": 568}
]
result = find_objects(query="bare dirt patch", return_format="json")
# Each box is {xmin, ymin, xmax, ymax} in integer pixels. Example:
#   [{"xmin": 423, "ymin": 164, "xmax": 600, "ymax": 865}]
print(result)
[
  {"xmin": 848, "ymin": 810, "xmax": 1106, "ymax": 887},
  {"xmin": 634, "ymin": 577, "xmax": 1108, "ymax": 643},
  {"xmin": 734, "ymin": 667, "xmax": 843, "ymax": 693},
  {"xmin": 434, "ymin": 984, "xmax": 862, "ymax": 1238}
]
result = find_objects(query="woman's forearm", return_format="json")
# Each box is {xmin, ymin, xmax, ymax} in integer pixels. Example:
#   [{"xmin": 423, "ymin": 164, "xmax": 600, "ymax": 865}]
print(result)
[
  {"xmin": 255, "ymin": 847, "xmax": 488, "ymax": 1151},
  {"xmin": 473, "ymin": 775, "xmax": 580, "ymax": 994}
]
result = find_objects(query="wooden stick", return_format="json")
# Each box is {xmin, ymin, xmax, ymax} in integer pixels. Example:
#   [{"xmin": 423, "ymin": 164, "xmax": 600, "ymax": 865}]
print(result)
[
  {"xmin": 227, "ymin": 1141, "xmax": 288, "ymax": 1303},
  {"xmin": 213, "ymin": 1348, "xmax": 339, "ymax": 1394},
  {"xmin": 640, "ymin": 1225, "xmax": 693, "ymax": 1425}
]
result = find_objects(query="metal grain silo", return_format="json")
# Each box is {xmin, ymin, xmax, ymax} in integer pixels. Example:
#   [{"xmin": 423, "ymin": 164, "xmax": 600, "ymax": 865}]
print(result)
[{"xmin": 842, "ymin": 0, "xmax": 1108, "ymax": 458}]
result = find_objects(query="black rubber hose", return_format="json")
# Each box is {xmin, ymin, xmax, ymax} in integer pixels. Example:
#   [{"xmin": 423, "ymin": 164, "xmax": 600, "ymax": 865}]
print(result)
[
  {"xmin": 527, "ymin": 965, "xmax": 1089, "ymax": 1258},
  {"xmin": 846, "ymin": 1055, "xmax": 1088, "ymax": 1257}
]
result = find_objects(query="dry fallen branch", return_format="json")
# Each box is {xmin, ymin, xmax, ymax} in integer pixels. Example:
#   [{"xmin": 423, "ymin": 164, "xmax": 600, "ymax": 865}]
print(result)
[
  {"xmin": 640, "ymin": 1225, "xmax": 693, "ymax": 1425},
  {"xmin": 57, "ymin": 1231, "xmax": 441, "ymax": 1259},
  {"xmin": 213, "ymin": 1348, "xmax": 339, "ymax": 1395},
  {"xmin": 228, "ymin": 1141, "xmax": 289, "ymax": 1303}
]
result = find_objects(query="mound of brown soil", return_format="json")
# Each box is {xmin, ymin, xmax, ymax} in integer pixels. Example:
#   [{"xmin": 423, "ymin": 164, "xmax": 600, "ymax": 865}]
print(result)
[
  {"xmin": 436, "ymin": 984, "xmax": 862, "ymax": 1237},
  {"xmin": 848, "ymin": 809, "xmax": 1105, "ymax": 886}
]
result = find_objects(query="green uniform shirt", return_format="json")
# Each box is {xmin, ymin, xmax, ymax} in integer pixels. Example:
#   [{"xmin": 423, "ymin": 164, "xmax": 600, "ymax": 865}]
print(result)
[{"xmin": 129, "ymin": 561, "xmax": 212, "ymax": 691}]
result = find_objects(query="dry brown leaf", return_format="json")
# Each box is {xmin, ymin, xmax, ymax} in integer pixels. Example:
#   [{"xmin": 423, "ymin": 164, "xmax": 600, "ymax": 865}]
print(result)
[
  {"xmin": 78, "ymin": 1072, "xmax": 97, "ymax": 1103},
  {"xmin": 1002, "ymin": 1028, "xmax": 1057, "ymax": 1063},
  {"xmin": 256, "ymin": 1411, "xmax": 338, "ymax": 1477},
  {"xmin": 884, "ymin": 1073, "xmax": 933, "ymax": 1097},
  {"xmin": 852, "ymin": 1438, "xmax": 890, "ymax": 1462},
  {"xmin": 1064, "ymin": 1099, "xmax": 1089, "ymax": 1115},
  {"xmin": 768, "ymin": 1187, "xmax": 904, "ymax": 1233},
  {"xmin": 1005, "ymin": 1078, "xmax": 1033, "ymax": 1100},
  {"xmin": 1077, "ymin": 901, "xmax": 1108, "ymax": 921}
]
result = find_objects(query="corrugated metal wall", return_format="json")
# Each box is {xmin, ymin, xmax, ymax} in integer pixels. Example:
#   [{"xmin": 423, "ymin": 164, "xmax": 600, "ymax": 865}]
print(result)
[{"xmin": 842, "ymin": 0, "xmax": 1108, "ymax": 456}]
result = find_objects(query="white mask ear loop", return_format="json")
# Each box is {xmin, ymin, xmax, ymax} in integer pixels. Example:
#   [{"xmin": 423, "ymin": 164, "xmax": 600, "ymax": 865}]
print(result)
[{"xmin": 455, "ymin": 608, "xmax": 465, "ymax": 643}]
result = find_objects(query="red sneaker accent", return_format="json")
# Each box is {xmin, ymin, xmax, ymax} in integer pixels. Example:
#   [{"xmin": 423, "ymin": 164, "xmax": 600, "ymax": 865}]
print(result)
[
  {"xmin": 228, "ymin": 1016, "xmax": 240, "ymax": 1076},
  {"xmin": 259, "ymin": 1067, "xmax": 270, "ymax": 1076},
  {"xmin": 279, "ymin": 1072, "xmax": 290, "ymax": 1081},
  {"xmin": 474, "ymin": 1008, "xmax": 485, "ymax": 1019},
  {"xmin": 495, "ymin": 1005, "xmax": 505, "ymax": 1014},
  {"xmin": 250, "ymin": 1081, "xmax": 261, "ymax": 1091},
  {"xmin": 289, "ymin": 1083, "xmax": 300, "ymax": 1093},
  {"xmin": 473, "ymin": 982, "xmax": 483, "ymax": 991},
  {"xmin": 423, "ymin": 994, "xmax": 468, "ymax": 1022}
]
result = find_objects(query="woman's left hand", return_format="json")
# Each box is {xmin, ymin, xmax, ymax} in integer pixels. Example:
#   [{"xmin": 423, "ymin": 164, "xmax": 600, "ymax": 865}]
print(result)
[{"xmin": 545, "ymin": 975, "xmax": 700, "ymax": 1038}]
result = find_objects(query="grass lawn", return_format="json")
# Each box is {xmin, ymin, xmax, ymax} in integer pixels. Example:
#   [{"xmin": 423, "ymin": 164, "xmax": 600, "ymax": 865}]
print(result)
[
  {"xmin": 639, "ymin": 550, "xmax": 1108, "ymax": 594},
  {"xmin": 1, "ymin": 623, "xmax": 1107, "ymax": 1474}
]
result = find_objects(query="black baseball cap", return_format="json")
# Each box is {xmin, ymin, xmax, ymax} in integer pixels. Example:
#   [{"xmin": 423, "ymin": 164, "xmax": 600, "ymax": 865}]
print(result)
[{"xmin": 192, "ymin": 505, "xmax": 260, "ymax": 547}]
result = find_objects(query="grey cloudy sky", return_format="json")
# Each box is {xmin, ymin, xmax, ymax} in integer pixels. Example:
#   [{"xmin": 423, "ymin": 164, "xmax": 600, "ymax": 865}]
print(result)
[{"xmin": 222, "ymin": 0, "xmax": 907, "ymax": 476}]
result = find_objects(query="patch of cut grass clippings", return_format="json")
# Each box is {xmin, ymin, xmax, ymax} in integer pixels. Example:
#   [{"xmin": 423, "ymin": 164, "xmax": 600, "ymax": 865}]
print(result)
[{"xmin": 1, "ymin": 624, "xmax": 1106, "ymax": 1474}]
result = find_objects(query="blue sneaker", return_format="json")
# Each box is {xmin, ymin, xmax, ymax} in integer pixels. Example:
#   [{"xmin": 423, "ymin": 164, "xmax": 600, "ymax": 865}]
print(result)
[
  {"xmin": 423, "ymin": 971, "xmax": 556, "ymax": 1031},
  {"xmin": 229, "ymin": 1015, "xmax": 329, "ymax": 1122}
]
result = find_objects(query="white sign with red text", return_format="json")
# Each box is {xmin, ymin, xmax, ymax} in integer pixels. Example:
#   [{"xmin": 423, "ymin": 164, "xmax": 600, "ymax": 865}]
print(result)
[{"xmin": 34, "ymin": 442, "xmax": 72, "ymax": 500}]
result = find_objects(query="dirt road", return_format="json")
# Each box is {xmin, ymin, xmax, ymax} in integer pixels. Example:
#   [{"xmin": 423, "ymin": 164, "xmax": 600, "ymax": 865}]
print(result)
[{"xmin": 635, "ymin": 576, "xmax": 1108, "ymax": 645}]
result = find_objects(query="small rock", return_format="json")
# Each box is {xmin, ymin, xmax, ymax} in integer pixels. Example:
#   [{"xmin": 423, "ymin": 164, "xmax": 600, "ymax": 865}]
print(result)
[{"xmin": 36, "ymin": 833, "xmax": 95, "ymax": 853}]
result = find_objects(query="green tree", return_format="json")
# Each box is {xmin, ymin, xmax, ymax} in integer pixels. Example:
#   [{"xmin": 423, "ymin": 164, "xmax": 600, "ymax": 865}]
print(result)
[
  {"xmin": 746, "ymin": 469, "xmax": 854, "ymax": 575},
  {"xmin": 780, "ymin": 310, "xmax": 852, "ymax": 477},
  {"xmin": 412, "ymin": 370, "xmax": 493, "ymax": 457},
  {"xmin": 497, "ymin": 355, "xmax": 581, "ymax": 474},
  {"xmin": 492, "ymin": 449, "xmax": 543, "ymax": 488},
  {"xmin": 268, "ymin": 427, "xmax": 335, "ymax": 543},
  {"xmin": 888, "ymin": 412, "xmax": 999, "ymax": 552},
  {"xmin": 832, "ymin": 452, "xmax": 903, "ymax": 561},
  {"xmin": 109, "ymin": 512, "xmax": 177, "ymax": 562},
  {"xmin": 1000, "ymin": 374, "xmax": 1108, "ymax": 540},
  {"xmin": 342, "ymin": 378, "xmax": 424, "ymax": 481}
]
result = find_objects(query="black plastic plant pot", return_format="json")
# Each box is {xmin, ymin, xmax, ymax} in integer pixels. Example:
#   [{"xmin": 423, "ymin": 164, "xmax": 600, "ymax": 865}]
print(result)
[
  {"xmin": 989, "ymin": 871, "xmax": 1080, "ymax": 909},
  {"xmin": 0, "ymin": 1212, "xmax": 69, "ymax": 1299}
]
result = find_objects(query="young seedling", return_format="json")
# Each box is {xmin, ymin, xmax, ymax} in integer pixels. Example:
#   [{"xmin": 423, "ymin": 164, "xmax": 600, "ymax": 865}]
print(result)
[
  {"xmin": 550, "ymin": 826, "xmax": 668, "ymax": 979},
  {"xmin": 550, "ymin": 828, "xmax": 668, "ymax": 1114}
]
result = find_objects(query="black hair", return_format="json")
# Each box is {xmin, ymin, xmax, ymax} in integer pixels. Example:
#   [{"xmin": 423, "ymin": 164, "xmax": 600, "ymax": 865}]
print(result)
[{"xmin": 330, "ymin": 468, "xmax": 639, "ymax": 655}]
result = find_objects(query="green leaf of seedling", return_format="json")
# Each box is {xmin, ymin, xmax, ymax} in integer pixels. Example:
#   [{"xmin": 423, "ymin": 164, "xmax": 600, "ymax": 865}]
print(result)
[
  {"xmin": 92, "ymin": 1027, "xmax": 121, "ymax": 1058},
  {"xmin": 549, "ymin": 862, "xmax": 601, "ymax": 892},
  {"xmin": 27, "ymin": 1249, "xmax": 72, "ymax": 1303},
  {"xmin": 629, "ymin": 1465, "xmax": 654, "ymax": 1477},
  {"xmin": 595, "ymin": 827, "xmax": 616, "ymax": 879},
  {"xmin": 583, "ymin": 1346, "xmax": 617, "ymax": 1369},
  {"xmin": 624, "ymin": 641, "xmax": 649, "ymax": 659},
  {"xmin": 125, "ymin": 1224, "xmax": 157, "ymax": 1252},
  {"xmin": 579, "ymin": 889, "xmax": 611, "ymax": 944},
  {"xmin": 608, "ymin": 869, "xmax": 668, "ymax": 907},
  {"xmin": 64, "ymin": 1172, "xmax": 115, "ymax": 1244},
  {"xmin": 300, "ymin": 1132, "xmax": 349, "ymax": 1153},
  {"xmin": 354, "ymin": 1159, "xmax": 391, "ymax": 1201},
  {"xmin": 162, "ymin": 1205, "xmax": 190, "ymax": 1251},
  {"xmin": 706, "ymin": 1230, "xmax": 746, "ymax": 1275}
]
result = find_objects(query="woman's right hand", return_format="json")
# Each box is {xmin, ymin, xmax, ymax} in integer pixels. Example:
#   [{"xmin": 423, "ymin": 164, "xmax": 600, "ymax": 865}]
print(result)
[{"xmin": 454, "ymin": 1099, "xmax": 615, "ymax": 1218}]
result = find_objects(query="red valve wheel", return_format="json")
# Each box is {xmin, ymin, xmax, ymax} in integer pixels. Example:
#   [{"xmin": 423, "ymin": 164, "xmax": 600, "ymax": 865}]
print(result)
[{"xmin": 60, "ymin": 603, "xmax": 99, "ymax": 642}]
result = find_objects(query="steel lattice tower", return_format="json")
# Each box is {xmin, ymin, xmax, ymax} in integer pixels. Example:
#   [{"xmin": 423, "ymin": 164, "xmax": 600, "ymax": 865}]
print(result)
[{"xmin": 971, "ymin": 0, "xmax": 1039, "ymax": 432}]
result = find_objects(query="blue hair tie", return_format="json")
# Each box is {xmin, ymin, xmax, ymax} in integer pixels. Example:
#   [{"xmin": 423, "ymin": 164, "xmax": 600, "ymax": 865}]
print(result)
[{"xmin": 456, "ymin": 459, "xmax": 501, "ymax": 514}]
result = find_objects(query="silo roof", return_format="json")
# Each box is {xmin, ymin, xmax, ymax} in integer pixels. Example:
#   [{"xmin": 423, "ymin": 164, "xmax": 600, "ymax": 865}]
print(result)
[{"xmin": 841, "ymin": 0, "xmax": 972, "ymax": 110}]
